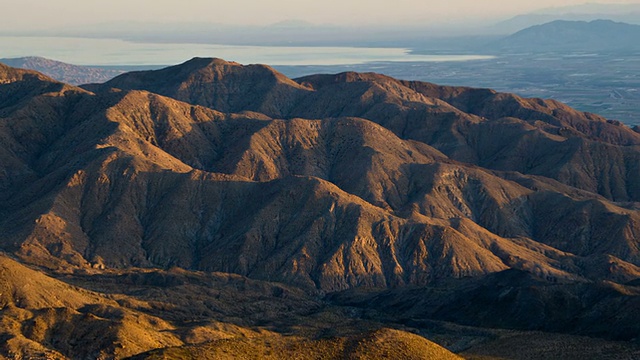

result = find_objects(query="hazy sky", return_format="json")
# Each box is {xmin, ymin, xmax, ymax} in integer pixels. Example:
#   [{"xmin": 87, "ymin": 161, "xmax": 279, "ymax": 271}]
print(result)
[{"xmin": 2, "ymin": 0, "xmax": 640, "ymax": 30}]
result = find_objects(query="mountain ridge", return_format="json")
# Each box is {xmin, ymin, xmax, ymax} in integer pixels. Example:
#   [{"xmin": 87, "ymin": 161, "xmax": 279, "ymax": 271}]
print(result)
[
  {"xmin": 1, "ymin": 58, "xmax": 640, "ymax": 358},
  {"xmin": 490, "ymin": 3, "xmax": 640, "ymax": 34},
  {"xmin": 491, "ymin": 19, "xmax": 640, "ymax": 52},
  {"xmin": 0, "ymin": 56, "xmax": 127, "ymax": 85},
  {"xmin": 5, "ymin": 58, "xmax": 640, "ymax": 285},
  {"xmin": 92, "ymin": 58, "xmax": 640, "ymax": 201}
]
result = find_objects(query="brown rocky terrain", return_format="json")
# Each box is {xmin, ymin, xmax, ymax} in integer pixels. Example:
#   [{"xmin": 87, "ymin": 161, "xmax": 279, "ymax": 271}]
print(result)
[
  {"xmin": 132, "ymin": 328, "xmax": 463, "ymax": 360},
  {"xmin": 0, "ymin": 59, "xmax": 639, "ymax": 358}
]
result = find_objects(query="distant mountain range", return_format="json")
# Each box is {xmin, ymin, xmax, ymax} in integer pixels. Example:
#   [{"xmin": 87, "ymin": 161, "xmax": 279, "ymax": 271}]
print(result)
[
  {"xmin": 0, "ymin": 57, "xmax": 163, "ymax": 85},
  {"xmin": 490, "ymin": 19, "xmax": 640, "ymax": 53},
  {"xmin": 0, "ymin": 57, "xmax": 125, "ymax": 85},
  {"xmin": 488, "ymin": 3, "xmax": 640, "ymax": 34},
  {"xmin": 1, "ymin": 3, "xmax": 638, "ymax": 48}
]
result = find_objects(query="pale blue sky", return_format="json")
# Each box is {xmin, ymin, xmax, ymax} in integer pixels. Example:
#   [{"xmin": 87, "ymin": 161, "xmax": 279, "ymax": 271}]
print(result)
[{"xmin": 1, "ymin": 0, "xmax": 640, "ymax": 30}]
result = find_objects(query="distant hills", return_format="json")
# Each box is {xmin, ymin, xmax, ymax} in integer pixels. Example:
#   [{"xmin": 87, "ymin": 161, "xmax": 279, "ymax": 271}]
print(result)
[
  {"xmin": 489, "ymin": 3, "xmax": 640, "ymax": 34},
  {"xmin": 0, "ymin": 57, "xmax": 164, "ymax": 85},
  {"xmin": 0, "ymin": 57, "xmax": 125, "ymax": 85},
  {"xmin": 490, "ymin": 19, "xmax": 640, "ymax": 52},
  {"xmin": 2, "ymin": 3, "xmax": 639, "ymax": 48}
]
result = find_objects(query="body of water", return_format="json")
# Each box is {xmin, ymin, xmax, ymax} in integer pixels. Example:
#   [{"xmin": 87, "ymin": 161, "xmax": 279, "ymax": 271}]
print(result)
[{"xmin": 0, "ymin": 36, "xmax": 494, "ymax": 66}]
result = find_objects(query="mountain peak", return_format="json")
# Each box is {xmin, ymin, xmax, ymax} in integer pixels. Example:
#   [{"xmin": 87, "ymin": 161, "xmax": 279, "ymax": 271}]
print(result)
[
  {"xmin": 180, "ymin": 56, "xmax": 241, "ymax": 68},
  {"xmin": 90, "ymin": 57, "xmax": 311, "ymax": 116}
]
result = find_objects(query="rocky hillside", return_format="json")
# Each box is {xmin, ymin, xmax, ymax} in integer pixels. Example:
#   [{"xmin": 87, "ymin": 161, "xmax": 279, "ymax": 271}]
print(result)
[{"xmin": 1, "ymin": 59, "xmax": 639, "ymax": 358}]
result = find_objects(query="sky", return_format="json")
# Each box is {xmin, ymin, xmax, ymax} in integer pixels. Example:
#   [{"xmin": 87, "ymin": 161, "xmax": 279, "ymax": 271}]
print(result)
[{"xmin": 1, "ymin": 0, "xmax": 640, "ymax": 31}]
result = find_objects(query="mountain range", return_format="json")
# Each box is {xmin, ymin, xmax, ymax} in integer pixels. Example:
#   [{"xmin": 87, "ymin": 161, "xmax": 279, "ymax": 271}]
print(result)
[
  {"xmin": 4, "ymin": 3, "xmax": 638, "ymax": 48},
  {"xmin": 0, "ymin": 57, "xmax": 165, "ymax": 86},
  {"xmin": 491, "ymin": 3, "xmax": 640, "ymax": 34},
  {"xmin": 491, "ymin": 19, "xmax": 640, "ymax": 52},
  {"xmin": 3, "ymin": 19, "xmax": 639, "ymax": 91},
  {"xmin": 0, "ymin": 57, "xmax": 127, "ymax": 85},
  {"xmin": 0, "ymin": 58, "xmax": 639, "ymax": 358}
]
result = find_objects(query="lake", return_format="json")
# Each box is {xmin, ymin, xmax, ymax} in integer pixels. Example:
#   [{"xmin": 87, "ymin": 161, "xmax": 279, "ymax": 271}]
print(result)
[{"xmin": 0, "ymin": 36, "xmax": 494, "ymax": 66}]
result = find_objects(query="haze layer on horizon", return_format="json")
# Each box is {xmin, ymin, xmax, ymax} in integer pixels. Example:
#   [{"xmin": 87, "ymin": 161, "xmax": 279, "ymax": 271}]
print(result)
[{"xmin": 2, "ymin": 0, "xmax": 640, "ymax": 32}]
